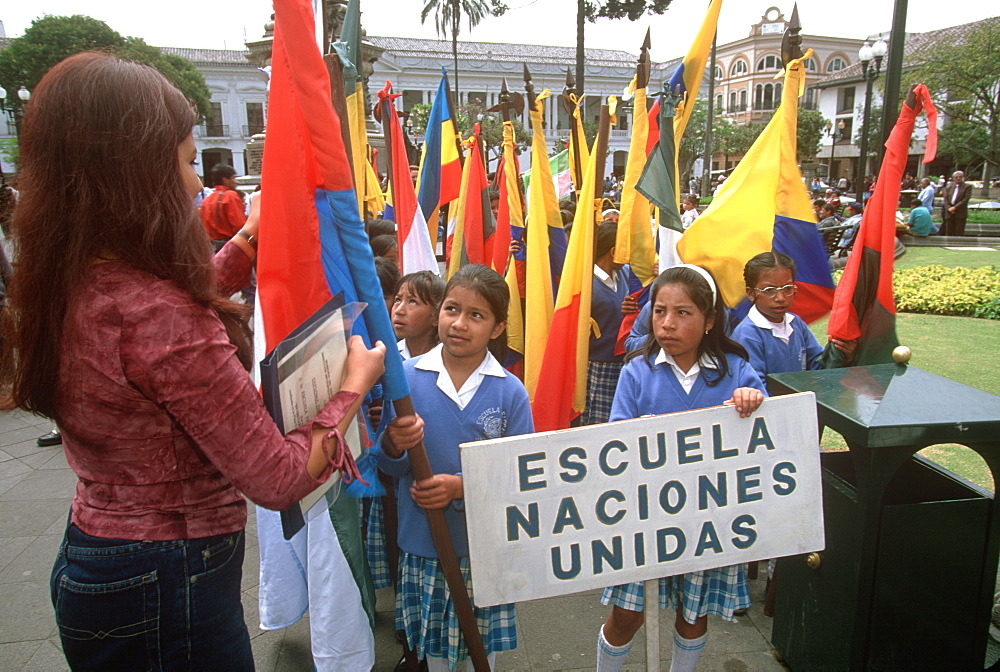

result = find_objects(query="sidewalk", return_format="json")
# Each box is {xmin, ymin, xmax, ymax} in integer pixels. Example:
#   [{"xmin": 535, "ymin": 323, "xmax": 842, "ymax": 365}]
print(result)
[
  {"xmin": 0, "ymin": 407, "xmax": 788, "ymax": 670},
  {"xmin": 4, "ymin": 405, "xmax": 1000, "ymax": 670}
]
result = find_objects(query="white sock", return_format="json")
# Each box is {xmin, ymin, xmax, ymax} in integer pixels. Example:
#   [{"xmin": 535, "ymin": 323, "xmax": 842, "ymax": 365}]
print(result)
[
  {"xmin": 669, "ymin": 629, "xmax": 707, "ymax": 672},
  {"xmin": 596, "ymin": 624, "xmax": 632, "ymax": 672}
]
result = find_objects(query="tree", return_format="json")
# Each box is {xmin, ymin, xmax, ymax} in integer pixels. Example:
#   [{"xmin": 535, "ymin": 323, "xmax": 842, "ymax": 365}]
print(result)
[
  {"xmin": 420, "ymin": 0, "xmax": 508, "ymax": 102},
  {"xmin": 902, "ymin": 18, "xmax": 1000, "ymax": 187},
  {"xmin": 796, "ymin": 108, "xmax": 827, "ymax": 161},
  {"xmin": 578, "ymin": 0, "xmax": 673, "ymax": 105},
  {"xmin": 0, "ymin": 15, "xmax": 211, "ymax": 125},
  {"xmin": 407, "ymin": 99, "xmax": 529, "ymax": 169}
]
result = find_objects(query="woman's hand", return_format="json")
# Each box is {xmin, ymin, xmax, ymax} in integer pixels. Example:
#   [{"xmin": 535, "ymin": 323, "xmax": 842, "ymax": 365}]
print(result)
[
  {"xmin": 411, "ymin": 474, "xmax": 463, "ymax": 510},
  {"xmin": 725, "ymin": 387, "xmax": 764, "ymax": 418},
  {"xmin": 244, "ymin": 192, "xmax": 261, "ymax": 239},
  {"xmin": 383, "ymin": 413, "xmax": 424, "ymax": 459},
  {"xmin": 340, "ymin": 336, "xmax": 386, "ymax": 395}
]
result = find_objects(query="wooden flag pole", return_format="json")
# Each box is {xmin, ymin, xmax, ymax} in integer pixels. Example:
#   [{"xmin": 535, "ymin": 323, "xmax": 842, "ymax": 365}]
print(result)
[
  {"xmin": 376, "ymin": 91, "xmax": 491, "ymax": 671},
  {"xmin": 391, "ymin": 397, "xmax": 491, "ymax": 671}
]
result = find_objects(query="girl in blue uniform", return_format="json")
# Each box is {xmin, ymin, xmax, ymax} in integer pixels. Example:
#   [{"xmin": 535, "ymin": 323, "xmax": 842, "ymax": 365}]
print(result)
[
  {"xmin": 376, "ymin": 264, "xmax": 534, "ymax": 671},
  {"xmin": 367, "ymin": 270, "xmax": 448, "ymax": 593},
  {"xmin": 731, "ymin": 251, "xmax": 855, "ymax": 389},
  {"xmin": 595, "ymin": 264, "xmax": 766, "ymax": 672}
]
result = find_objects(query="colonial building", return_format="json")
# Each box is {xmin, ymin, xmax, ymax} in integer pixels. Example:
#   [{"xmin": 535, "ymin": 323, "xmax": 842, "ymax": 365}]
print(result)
[
  {"xmin": 708, "ymin": 6, "xmax": 865, "ymax": 174},
  {"xmin": 811, "ymin": 16, "xmax": 1000, "ymax": 184},
  {"xmin": 367, "ymin": 35, "xmax": 679, "ymax": 177}
]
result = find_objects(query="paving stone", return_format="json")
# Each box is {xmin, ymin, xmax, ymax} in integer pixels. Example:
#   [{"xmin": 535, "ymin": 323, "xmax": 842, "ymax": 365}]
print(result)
[
  {"xmin": 0, "ymin": 497, "xmax": 72, "ymax": 537},
  {"xmin": 0, "ymin": 426, "xmax": 52, "ymax": 455},
  {"xmin": 0, "ymin": 535, "xmax": 61, "ymax": 585},
  {"xmin": 0, "ymin": 581, "xmax": 57, "ymax": 644},
  {"xmin": 0, "ymin": 537, "xmax": 33, "ymax": 574},
  {"xmin": 0, "ymin": 468, "xmax": 77, "ymax": 501},
  {"xmin": 22, "ymin": 637, "xmax": 68, "ymax": 671},
  {"xmin": 0, "ymin": 641, "xmax": 45, "ymax": 669}
]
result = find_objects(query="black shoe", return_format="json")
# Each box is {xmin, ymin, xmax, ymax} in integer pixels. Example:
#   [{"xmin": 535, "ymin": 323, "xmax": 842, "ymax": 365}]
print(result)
[{"xmin": 37, "ymin": 428, "xmax": 62, "ymax": 447}]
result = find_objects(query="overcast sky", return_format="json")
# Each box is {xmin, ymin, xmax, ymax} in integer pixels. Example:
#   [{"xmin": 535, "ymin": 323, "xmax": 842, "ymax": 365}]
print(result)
[{"xmin": 2, "ymin": 1, "xmax": 996, "ymax": 64}]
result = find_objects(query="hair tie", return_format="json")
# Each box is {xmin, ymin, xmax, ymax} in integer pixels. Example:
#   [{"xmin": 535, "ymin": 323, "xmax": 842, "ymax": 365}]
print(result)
[{"xmin": 675, "ymin": 263, "xmax": 717, "ymax": 307}]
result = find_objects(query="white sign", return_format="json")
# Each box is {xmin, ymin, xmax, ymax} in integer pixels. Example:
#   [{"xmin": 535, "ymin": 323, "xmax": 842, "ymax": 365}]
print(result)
[{"xmin": 462, "ymin": 393, "xmax": 824, "ymax": 607}]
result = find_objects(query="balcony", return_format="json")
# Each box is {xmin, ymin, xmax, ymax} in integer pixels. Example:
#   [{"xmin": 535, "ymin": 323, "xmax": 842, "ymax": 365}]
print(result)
[
  {"xmin": 196, "ymin": 124, "xmax": 230, "ymax": 139},
  {"xmin": 242, "ymin": 124, "xmax": 266, "ymax": 138}
]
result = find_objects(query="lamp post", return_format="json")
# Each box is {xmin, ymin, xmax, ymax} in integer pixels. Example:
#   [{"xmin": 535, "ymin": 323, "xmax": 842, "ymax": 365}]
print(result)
[
  {"xmin": 0, "ymin": 85, "xmax": 32, "ymax": 137},
  {"xmin": 824, "ymin": 119, "xmax": 846, "ymax": 186},
  {"xmin": 855, "ymin": 37, "xmax": 887, "ymax": 201}
]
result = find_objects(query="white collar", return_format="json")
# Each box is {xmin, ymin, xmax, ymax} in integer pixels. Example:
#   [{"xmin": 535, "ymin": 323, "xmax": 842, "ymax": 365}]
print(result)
[
  {"xmin": 414, "ymin": 343, "xmax": 506, "ymax": 409},
  {"xmin": 397, "ymin": 339, "xmax": 412, "ymax": 360},
  {"xmin": 748, "ymin": 305, "xmax": 795, "ymax": 342},
  {"xmin": 653, "ymin": 349, "xmax": 718, "ymax": 372}
]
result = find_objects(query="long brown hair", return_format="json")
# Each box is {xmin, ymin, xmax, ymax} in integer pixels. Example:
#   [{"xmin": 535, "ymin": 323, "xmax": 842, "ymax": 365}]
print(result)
[{"xmin": 0, "ymin": 53, "xmax": 251, "ymax": 422}]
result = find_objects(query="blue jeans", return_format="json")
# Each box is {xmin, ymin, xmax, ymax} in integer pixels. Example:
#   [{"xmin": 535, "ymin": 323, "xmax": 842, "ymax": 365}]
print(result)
[{"xmin": 51, "ymin": 520, "xmax": 254, "ymax": 671}]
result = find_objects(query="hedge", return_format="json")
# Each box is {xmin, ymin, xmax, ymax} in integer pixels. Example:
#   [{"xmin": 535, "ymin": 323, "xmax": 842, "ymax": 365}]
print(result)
[{"xmin": 832, "ymin": 264, "xmax": 1000, "ymax": 319}]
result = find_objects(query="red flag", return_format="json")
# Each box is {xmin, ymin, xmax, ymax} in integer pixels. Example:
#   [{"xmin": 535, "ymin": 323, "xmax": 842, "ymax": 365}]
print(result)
[{"xmin": 828, "ymin": 84, "xmax": 937, "ymax": 364}]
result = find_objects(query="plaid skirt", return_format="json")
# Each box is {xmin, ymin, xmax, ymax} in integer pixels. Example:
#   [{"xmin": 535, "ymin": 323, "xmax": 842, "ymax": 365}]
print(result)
[
  {"xmin": 397, "ymin": 551, "xmax": 517, "ymax": 670},
  {"xmin": 600, "ymin": 565, "xmax": 750, "ymax": 625},
  {"xmin": 363, "ymin": 496, "xmax": 392, "ymax": 589},
  {"xmin": 581, "ymin": 360, "xmax": 624, "ymax": 426}
]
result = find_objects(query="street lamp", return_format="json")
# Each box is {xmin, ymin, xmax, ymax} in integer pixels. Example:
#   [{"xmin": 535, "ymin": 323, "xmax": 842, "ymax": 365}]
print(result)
[
  {"xmin": 824, "ymin": 119, "xmax": 846, "ymax": 183},
  {"xmin": 855, "ymin": 37, "xmax": 887, "ymax": 200},
  {"xmin": 0, "ymin": 85, "xmax": 32, "ymax": 138}
]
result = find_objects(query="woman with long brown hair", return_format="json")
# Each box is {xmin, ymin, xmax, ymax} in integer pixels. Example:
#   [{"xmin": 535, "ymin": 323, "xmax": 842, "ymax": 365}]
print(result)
[{"xmin": 0, "ymin": 52, "xmax": 386, "ymax": 669}]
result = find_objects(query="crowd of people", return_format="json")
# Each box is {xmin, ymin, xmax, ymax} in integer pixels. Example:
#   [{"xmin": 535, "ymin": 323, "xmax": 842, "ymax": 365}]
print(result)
[{"xmin": 0, "ymin": 48, "xmax": 985, "ymax": 672}]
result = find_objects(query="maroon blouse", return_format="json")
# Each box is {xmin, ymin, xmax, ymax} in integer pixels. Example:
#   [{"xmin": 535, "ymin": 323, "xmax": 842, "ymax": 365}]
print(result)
[{"xmin": 58, "ymin": 243, "xmax": 354, "ymax": 540}]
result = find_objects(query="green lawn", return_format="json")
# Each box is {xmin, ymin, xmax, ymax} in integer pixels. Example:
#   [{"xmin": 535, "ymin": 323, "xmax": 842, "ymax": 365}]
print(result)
[
  {"xmin": 808, "ymin": 268, "xmax": 1000, "ymax": 491},
  {"xmin": 895, "ymin": 246, "xmax": 999, "ymax": 270}
]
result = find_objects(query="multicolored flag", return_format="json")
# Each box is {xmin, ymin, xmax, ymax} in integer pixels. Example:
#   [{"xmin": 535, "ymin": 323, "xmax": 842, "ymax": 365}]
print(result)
[
  {"xmin": 254, "ymin": 0, "xmax": 411, "ymax": 668},
  {"xmin": 829, "ymin": 84, "xmax": 938, "ymax": 364},
  {"xmin": 669, "ymin": 0, "xmax": 723, "ymax": 147},
  {"xmin": 523, "ymin": 90, "xmax": 568, "ymax": 399},
  {"xmin": 635, "ymin": 90, "xmax": 683, "ymax": 232},
  {"xmin": 416, "ymin": 70, "xmax": 463, "ymax": 248},
  {"xmin": 377, "ymin": 82, "xmax": 439, "ymax": 275},
  {"xmin": 332, "ymin": 0, "xmax": 368, "ymax": 218},
  {"xmin": 493, "ymin": 120, "xmax": 524, "ymax": 274},
  {"xmin": 446, "ymin": 124, "xmax": 495, "ymax": 278},
  {"xmin": 614, "ymin": 79, "xmax": 657, "ymax": 355},
  {"xmin": 532, "ymin": 119, "xmax": 603, "ymax": 431},
  {"xmin": 677, "ymin": 50, "xmax": 834, "ymax": 323}
]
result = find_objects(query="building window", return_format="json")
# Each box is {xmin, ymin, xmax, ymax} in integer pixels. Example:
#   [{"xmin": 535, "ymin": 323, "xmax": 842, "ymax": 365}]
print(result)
[
  {"xmin": 728, "ymin": 91, "xmax": 737, "ymax": 113},
  {"xmin": 715, "ymin": 94, "xmax": 723, "ymax": 111},
  {"xmin": 756, "ymin": 54, "xmax": 780, "ymax": 72},
  {"xmin": 205, "ymin": 102, "xmax": 225, "ymax": 137},
  {"xmin": 775, "ymin": 82, "xmax": 782, "ymax": 103},
  {"xmin": 804, "ymin": 57, "xmax": 817, "ymax": 72},
  {"xmin": 754, "ymin": 84, "xmax": 778, "ymax": 111},
  {"xmin": 838, "ymin": 86, "xmax": 855, "ymax": 114},
  {"xmin": 246, "ymin": 102, "xmax": 265, "ymax": 136},
  {"xmin": 835, "ymin": 117, "xmax": 853, "ymax": 144},
  {"xmin": 729, "ymin": 59, "xmax": 748, "ymax": 77},
  {"xmin": 827, "ymin": 57, "xmax": 848, "ymax": 73},
  {"xmin": 739, "ymin": 89, "xmax": 747, "ymax": 109},
  {"xmin": 714, "ymin": 65, "xmax": 723, "ymax": 82}
]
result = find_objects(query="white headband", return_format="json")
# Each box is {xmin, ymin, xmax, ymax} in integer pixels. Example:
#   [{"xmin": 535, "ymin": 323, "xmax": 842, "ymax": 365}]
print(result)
[{"xmin": 675, "ymin": 263, "xmax": 718, "ymax": 307}]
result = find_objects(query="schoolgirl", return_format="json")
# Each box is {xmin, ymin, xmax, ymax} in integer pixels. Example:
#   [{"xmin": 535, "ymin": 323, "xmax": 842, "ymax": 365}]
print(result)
[
  {"xmin": 595, "ymin": 265, "xmax": 766, "ymax": 672},
  {"xmin": 367, "ymin": 270, "xmax": 447, "ymax": 592},
  {"xmin": 377, "ymin": 264, "xmax": 534, "ymax": 670},
  {"xmin": 731, "ymin": 251, "xmax": 855, "ymax": 388}
]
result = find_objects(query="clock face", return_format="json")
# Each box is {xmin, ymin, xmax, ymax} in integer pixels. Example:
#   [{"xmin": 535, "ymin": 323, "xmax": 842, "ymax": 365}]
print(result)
[{"xmin": 761, "ymin": 22, "xmax": 785, "ymax": 35}]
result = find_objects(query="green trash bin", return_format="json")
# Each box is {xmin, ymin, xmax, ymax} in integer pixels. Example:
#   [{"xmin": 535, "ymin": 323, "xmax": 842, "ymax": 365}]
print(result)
[{"xmin": 767, "ymin": 363, "xmax": 1000, "ymax": 671}]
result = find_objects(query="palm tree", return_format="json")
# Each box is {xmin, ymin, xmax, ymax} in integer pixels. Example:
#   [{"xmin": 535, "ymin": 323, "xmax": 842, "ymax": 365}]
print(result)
[{"xmin": 420, "ymin": 0, "xmax": 493, "ymax": 102}]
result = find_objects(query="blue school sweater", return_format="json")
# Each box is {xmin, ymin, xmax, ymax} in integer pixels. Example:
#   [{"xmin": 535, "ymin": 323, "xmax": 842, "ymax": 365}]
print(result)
[
  {"xmin": 731, "ymin": 310, "xmax": 824, "ymax": 388},
  {"xmin": 610, "ymin": 352, "xmax": 765, "ymax": 421},
  {"xmin": 590, "ymin": 268, "xmax": 629, "ymax": 362},
  {"xmin": 375, "ymin": 357, "xmax": 534, "ymax": 558}
]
